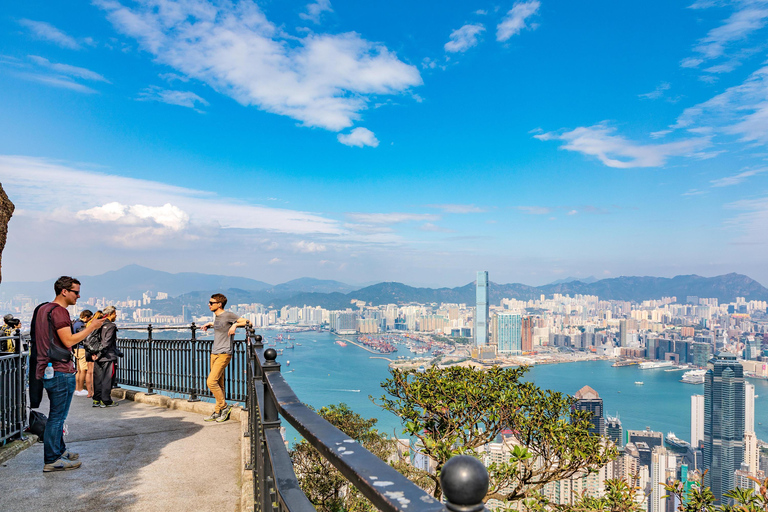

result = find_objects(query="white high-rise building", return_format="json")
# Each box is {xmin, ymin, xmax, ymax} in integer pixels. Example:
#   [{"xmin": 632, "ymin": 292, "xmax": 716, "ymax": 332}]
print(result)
[
  {"xmin": 475, "ymin": 271, "xmax": 489, "ymax": 347},
  {"xmin": 746, "ymin": 382, "xmax": 755, "ymax": 434},
  {"xmin": 691, "ymin": 394, "xmax": 704, "ymax": 447},
  {"xmin": 650, "ymin": 446, "xmax": 675, "ymax": 512},
  {"xmin": 744, "ymin": 432, "xmax": 760, "ymax": 473}
]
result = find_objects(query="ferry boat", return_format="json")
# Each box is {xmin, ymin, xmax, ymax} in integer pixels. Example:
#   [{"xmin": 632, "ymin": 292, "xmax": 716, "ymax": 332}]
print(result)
[
  {"xmin": 638, "ymin": 360, "xmax": 675, "ymax": 370},
  {"xmin": 335, "ymin": 340, "xmax": 347, "ymax": 347},
  {"xmin": 680, "ymin": 369, "xmax": 706, "ymax": 384},
  {"xmin": 612, "ymin": 360, "xmax": 638, "ymax": 367},
  {"xmin": 634, "ymin": 381, "xmax": 644, "ymax": 385},
  {"xmin": 665, "ymin": 432, "xmax": 692, "ymax": 452}
]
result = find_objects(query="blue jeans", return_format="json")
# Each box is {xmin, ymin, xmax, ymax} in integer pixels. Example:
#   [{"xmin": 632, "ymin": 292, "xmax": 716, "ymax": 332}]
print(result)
[{"xmin": 42, "ymin": 372, "xmax": 75, "ymax": 464}]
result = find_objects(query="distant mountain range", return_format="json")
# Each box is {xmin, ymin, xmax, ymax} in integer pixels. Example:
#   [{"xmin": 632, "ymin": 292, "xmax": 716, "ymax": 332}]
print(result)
[
  {"xmin": 2, "ymin": 266, "xmax": 766, "ymax": 312},
  {"xmin": 548, "ymin": 276, "xmax": 599, "ymax": 285}
]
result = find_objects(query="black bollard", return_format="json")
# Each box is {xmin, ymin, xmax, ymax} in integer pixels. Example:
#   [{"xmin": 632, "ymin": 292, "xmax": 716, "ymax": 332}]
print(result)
[{"xmin": 440, "ymin": 455, "xmax": 489, "ymax": 512}]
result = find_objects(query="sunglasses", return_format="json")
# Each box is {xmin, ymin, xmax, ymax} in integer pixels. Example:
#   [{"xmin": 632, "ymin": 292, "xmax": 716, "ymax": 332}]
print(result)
[
  {"xmin": 67, "ymin": 289, "xmax": 81, "ymax": 297},
  {"xmin": 208, "ymin": 301, "xmax": 220, "ymax": 305}
]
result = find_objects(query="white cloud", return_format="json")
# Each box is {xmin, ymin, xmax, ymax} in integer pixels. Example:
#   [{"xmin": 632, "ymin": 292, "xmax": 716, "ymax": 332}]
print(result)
[
  {"xmin": 425, "ymin": 204, "xmax": 485, "ymax": 213},
  {"xmin": 534, "ymin": 123, "xmax": 711, "ymax": 168},
  {"xmin": 300, "ymin": 0, "xmax": 333, "ymax": 24},
  {"xmin": 724, "ymin": 195, "xmax": 768, "ymax": 244},
  {"xmin": 517, "ymin": 206, "xmax": 552, "ymax": 215},
  {"xmin": 567, "ymin": 210, "xmax": 578, "ymax": 215},
  {"xmin": 11, "ymin": 73, "xmax": 99, "ymax": 94},
  {"xmin": 138, "ymin": 86, "xmax": 209, "ymax": 112},
  {"xmin": 672, "ymin": 64, "xmax": 768, "ymax": 145},
  {"xmin": 682, "ymin": 1, "xmax": 768, "ymax": 73},
  {"xmin": 294, "ymin": 240, "xmax": 327, "ymax": 253},
  {"xmin": 444, "ymin": 24, "xmax": 485, "ymax": 53},
  {"xmin": 346, "ymin": 212, "xmax": 440, "ymax": 224},
  {"xmin": 95, "ymin": 0, "xmax": 422, "ymax": 133},
  {"xmin": 639, "ymin": 82, "xmax": 670, "ymax": 100},
  {"xmin": 710, "ymin": 167, "xmax": 768, "ymax": 187},
  {"xmin": 337, "ymin": 127, "xmax": 379, "ymax": 147},
  {"xmin": 497, "ymin": 1, "xmax": 540, "ymax": 42},
  {"xmin": 18, "ymin": 19, "xmax": 81, "ymax": 50},
  {"xmin": 28, "ymin": 55, "xmax": 109, "ymax": 83},
  {"xmin": 77, "ymin": 202, "xmax": 189, "ymax": 231},
  {"xmin": 269, "ymin": 258, "xmax": 282, "ymax": 264},
  {"xmin": 419, "ymin": 223, "xmax": 453, "ymax": 233},
  {"xmin": 0, "ymin": 155, "xmax": 342, "ymax": 236}
]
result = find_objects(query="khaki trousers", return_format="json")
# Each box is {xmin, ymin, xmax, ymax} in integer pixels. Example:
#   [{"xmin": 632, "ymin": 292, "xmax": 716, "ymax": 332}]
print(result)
[{"xmin": 207, "ymin": 353, "xmax": 232, "ymax": 412}]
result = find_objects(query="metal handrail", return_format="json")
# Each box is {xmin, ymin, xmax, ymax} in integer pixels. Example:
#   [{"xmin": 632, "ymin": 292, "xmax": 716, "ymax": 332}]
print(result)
[
  {"xmin": 244, "ymin": 326, "xmax": 488, "ymax": 512},
  {"xmin": 0, "ymin": 331, "xmax": 27, "ymax": 445}
]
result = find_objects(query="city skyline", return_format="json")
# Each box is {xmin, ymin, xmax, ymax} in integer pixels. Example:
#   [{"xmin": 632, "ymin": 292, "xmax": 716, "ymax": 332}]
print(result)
[{"xmin": 1, "ymin": 1, "xmax": 768, "ymax": 286}]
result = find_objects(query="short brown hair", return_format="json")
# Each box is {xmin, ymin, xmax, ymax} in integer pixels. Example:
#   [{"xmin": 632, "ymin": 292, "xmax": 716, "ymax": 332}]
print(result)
[
  {"xmin": 80, "ymin": 310, "xmax": 93, "ymax": 320},
  {"xmin": 211, "ymin": 293, "xmax": 228, "ymax": 308},
  {"xmin": 54, "ymin": 276, "xmax": 81, "ymax": 296}
]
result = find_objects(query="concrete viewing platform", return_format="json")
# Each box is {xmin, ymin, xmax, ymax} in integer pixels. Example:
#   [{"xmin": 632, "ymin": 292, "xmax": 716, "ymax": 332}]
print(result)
[{"xmin": 0, "ymin": 389, "xmax": 246, "ymax": 512}]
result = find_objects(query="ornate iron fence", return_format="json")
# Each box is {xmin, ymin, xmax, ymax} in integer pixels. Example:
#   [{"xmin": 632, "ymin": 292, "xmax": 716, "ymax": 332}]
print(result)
[{"xmin": 0, "ymin": 331, "xmax": 27, "ymax": 444}]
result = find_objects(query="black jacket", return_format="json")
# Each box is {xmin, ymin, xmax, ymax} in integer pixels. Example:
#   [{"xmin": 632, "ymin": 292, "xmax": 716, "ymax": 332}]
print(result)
[{"xmin": 98, "ymin": 321, "xmax": 119, "ymax": 362}]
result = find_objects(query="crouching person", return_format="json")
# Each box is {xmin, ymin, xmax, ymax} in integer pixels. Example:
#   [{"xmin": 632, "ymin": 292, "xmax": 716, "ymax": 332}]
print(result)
[{"xmin": 92, "ymin": 306, "xmax": 119, "ymax": 408}]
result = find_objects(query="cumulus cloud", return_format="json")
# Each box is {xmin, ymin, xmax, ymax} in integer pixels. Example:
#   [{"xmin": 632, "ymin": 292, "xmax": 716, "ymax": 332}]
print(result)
[
  {"xmin": 533, "ymin": 123, "xmax": 711, "ymax": 168},
  {"xmin": 444, "ymin": 24, "xmax": 485, "ymax": 53},
  {"xmin": 18, "ymin": 19, "xmax": 81, "ymax": 50},
  {"xmin": 77, "ymin": 202, "xmax": 189, "ymax": 230},
  {"xmin": 294, "ymin": 240, "xmax": 327, "ymax": 253},
  {"xmin": 300, "ymin": 0, "xmax": 333, "ymax": 24},
  {"xmin": 337, "ymin": 127, "xmax": 379, "ymax": 147},
  {"xmin": 346, "ymin": 212, "xmax": 440, "ymax": 224},
  {"xmin": 95, "ymin": 0, "xmax": 422, "ymax": 133},
  {"xmin": 497, "ymin": 1, "xmax": 540, "ymax": 42},
  {"xmin": 137, "ymin": 86, "xmax": 209, "ymax": 112}
]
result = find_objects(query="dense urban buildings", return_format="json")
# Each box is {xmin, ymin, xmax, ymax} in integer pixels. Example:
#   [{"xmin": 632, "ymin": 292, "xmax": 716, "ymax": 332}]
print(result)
[{"xmin": 475, "ymin": 270, "xmax": 489, "ymax": 347}]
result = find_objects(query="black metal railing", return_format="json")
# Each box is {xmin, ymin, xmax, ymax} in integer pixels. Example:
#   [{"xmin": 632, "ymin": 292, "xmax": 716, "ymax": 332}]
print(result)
[
  {"xmin": 243, "ymin": 326, "xmax": 489, "ymax": 512},
  {"xmin": 115, "ymin": 324, "xmax": 248, "ymax": 402},
  {"xmin": 0, "ymin": 331, "xmax": 27, "ymax": 445}
]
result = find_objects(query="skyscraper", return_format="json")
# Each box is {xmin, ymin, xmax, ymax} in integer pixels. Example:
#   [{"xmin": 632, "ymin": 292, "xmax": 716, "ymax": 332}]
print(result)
[
  {"xmin": 521, "ymin": 316, "xmax": 534, "ymax": 353},
  {"xmin": 650, "ymin": 446, "xmax": 674, "ymax": 512},
  {"xmin": 703, "ymin": 352, "xmax": 745, "ymax": 504},
  {"xmin": 746, "ymin": 382, "xmax": 755, "ymax": 434},
  {"xmin": 496, "ymin": 313, "xmax": 522, "ymax": 354},
  {"xmin": 691, "ymin": 394, "xmax": 704, "ymax": 448},
  {"xmin": 619, "ymin": 319, "xmax": 628, "ymax": 347},
  {"xmin": 475, "ymin": 271, "xmax": 489, "ymax": 347},
  {"xmin": 606, "ymin": 415, "xmax": 623, "ymax": 447},
  {"xmin": 574, "ymin": 385, "xmax": 605, "ymax": 437}
]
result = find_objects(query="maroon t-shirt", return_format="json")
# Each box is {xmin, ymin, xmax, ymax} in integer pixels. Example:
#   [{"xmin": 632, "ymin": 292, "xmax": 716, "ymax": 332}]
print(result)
[{"xmin": 35, "ymin": 303, "xmax": 75, "ymax": 379}]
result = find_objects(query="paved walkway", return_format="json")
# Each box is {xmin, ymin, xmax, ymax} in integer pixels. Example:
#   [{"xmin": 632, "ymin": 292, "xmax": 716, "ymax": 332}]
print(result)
[{"xmin": 0, "ymin": 390, "xmax": 243, "ymax": 512}]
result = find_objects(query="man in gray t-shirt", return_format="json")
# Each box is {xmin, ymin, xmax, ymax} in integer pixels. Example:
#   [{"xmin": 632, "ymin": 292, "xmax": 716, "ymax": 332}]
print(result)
[{"xmin": 201, "ymin": 293, "xmax": 248, "ymax": 422}]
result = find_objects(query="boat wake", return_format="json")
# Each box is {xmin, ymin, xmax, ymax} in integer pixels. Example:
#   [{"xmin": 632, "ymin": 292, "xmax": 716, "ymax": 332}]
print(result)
[{"xmin": 328, "ymin": 388, "xmax": 362, "ymax": 393}]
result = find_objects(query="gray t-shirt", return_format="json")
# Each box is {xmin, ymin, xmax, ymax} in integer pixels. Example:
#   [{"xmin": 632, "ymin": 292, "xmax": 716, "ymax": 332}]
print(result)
[{"xmin": 212, "ymin": 311, "xmax": 240, "ymax": 355}]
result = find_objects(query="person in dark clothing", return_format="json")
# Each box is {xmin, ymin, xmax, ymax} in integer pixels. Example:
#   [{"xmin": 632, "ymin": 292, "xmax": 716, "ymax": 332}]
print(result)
[
  {"xmin": 92, "ymin": 306, "xmax": 119, "ymax": 408},
  {"xmin": 72, "ymin": 310, "xmax": 93, "ymax": 397}
]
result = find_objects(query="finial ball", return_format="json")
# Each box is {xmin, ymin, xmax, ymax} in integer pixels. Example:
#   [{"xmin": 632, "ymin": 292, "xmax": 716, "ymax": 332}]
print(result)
[{"xmin": 440, "ymin": 455, "xmax": 488, "ymax": 507}]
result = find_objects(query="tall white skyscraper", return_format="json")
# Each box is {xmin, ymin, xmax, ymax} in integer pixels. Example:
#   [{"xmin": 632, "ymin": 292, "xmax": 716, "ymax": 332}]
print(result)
[
  {"xmin": 746, "ymin": 382, "xmax": 755, "ymax": 434},
  {"xmin": 650, "ymin": 446, "xmax": 674, "ymax": 512},
  {"xmin": 475, "ymin": 271, "xmax": 489, "ymax": 347},
  {"xmin": 691, "ymin": 394, "xmax": 704, "ymax": 447},
  {"xmin": 744, "ymin": 432, "xmax": 759, "ymax": 473}
]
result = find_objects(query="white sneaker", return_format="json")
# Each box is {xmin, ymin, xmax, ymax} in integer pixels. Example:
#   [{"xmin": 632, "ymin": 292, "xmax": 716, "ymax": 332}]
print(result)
[{"xmin": 74, "ymin": 390, "xmax": 88, "ymax": 397}]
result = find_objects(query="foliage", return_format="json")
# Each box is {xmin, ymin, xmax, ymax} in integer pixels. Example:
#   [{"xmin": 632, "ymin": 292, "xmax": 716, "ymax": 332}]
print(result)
[
  {"xmin": 521, "ymin": 478, "xmax": 644, "ymax": 512},
  {"xmin": 375, "ymin": 365, "xmax": 616, "ymax": 503},
  {"xmin": 290, "ymin": 403, "xmax": 432, "ymax": 512}
]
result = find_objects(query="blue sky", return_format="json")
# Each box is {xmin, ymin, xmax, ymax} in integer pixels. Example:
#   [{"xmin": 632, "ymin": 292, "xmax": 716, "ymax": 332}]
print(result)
[{"xmin": 1, "ymin": 0, "xmax": 767, "ymax": 288}]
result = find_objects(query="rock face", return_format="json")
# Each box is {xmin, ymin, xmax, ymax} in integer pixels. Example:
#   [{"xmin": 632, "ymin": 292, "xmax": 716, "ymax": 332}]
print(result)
[{"xmin": 0, "ymin": 184, "xmax": 15, "ymax": 283}]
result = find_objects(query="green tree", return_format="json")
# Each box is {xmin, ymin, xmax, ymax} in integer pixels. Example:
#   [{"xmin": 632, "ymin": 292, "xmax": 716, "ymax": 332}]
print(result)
[
  {"xmin": 290, "ymin": 403, "xmax": 432, "ymax": 512},
  {"xmin": 375, "ymin": 365, "xmax": 616, "ymax": 504}
]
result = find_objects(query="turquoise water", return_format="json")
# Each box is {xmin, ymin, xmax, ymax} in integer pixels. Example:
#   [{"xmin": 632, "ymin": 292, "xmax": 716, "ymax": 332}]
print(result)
[
  {"xmin": 123, "ymin": 328, "xmax": 768, "ymax": 444},
  {"xmin": 269, "ymin": 330, "xmax": 768, "ymax": 444}
]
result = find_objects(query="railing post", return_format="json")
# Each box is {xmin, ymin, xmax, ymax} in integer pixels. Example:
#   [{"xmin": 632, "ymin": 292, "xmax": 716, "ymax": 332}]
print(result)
[
  {"xmin": 15, "ymin": 329, "xmax": 24, "ymax": 440},
  {"xmin": 440, "ymin": 455, "xmax": 489, "ymax": 512},
  {"xmin": 146, "ymin": 324, "xmax": 155, "ymax": 395},
  {"xmin": 260, "ymin": 347, "xmax": 280, "ymax": 512},
  {"xmin": 261, "ymin": 348, "xmax": 281, "ymax": 430},
  {"xmin": 188, "ymin": 322, "xmax": 200, "ymax": 402}
]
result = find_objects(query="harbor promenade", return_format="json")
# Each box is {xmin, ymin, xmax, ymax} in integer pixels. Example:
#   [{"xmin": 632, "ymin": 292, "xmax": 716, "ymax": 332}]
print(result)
[{"xmin": 0, "ymin": 390, "xmax": 243, "ymax": 512}]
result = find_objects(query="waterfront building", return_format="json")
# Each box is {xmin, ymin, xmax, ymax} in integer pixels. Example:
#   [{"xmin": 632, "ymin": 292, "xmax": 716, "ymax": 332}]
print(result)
[
  {"xmin": 704, "ymin": 352, "xmax": 745, "ymax": 504},
  {"xmin": 692, "ymin": 342, "xmax": 712, "ymax": 368},
  {"xmin": 627, "ymin": 428, "xmax": 664, "ymax": 452},
  {"xmin": 691, "ymin": 395, "xmax": 704, "ymax": 448},
  {"xmin": 475, "ymin": 271, "xmax": 489, "ymax": 347},
  {"xmin": 620, "ymin": 319, "xmax": 628, "ymax": 347},
  {"xmin": 496, "ymin": 313, "xmax": 522, "ymax": 355},
  {"xmin": 574, "ymin": 385, "xmax": 605, "ymax": 437},
  {"xmin": 521, "ymin": 316, "xmax": 534, "ymax": 353}
]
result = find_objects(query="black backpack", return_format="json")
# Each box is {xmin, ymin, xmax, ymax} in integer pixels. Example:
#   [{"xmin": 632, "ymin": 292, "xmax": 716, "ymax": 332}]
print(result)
[{"xmin": 83, "ymin": 326, "xmax": 105, "ymax": 357}]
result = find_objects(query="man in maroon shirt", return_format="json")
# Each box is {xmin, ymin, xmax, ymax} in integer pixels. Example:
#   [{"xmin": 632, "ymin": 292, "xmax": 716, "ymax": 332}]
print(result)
[{"xmin": 35, "ymin": 276, "xmax": 105, "ymax": 472}]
